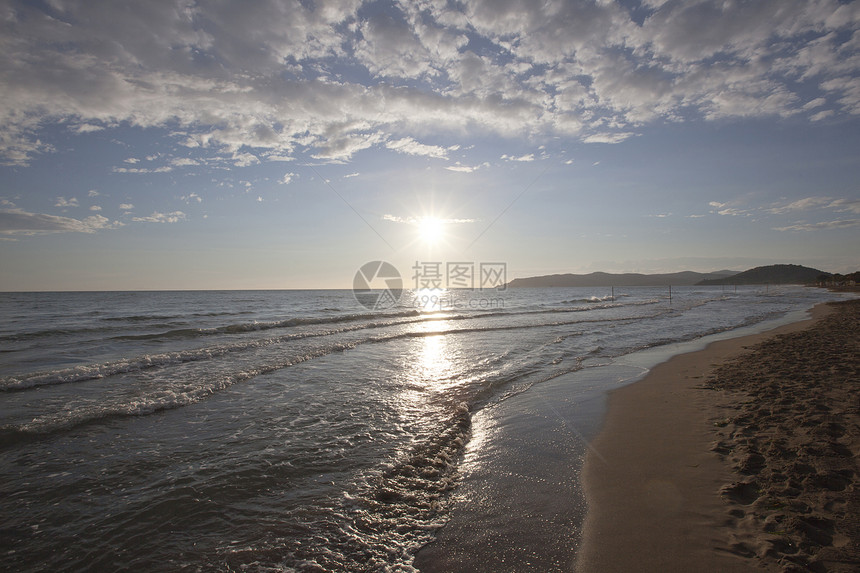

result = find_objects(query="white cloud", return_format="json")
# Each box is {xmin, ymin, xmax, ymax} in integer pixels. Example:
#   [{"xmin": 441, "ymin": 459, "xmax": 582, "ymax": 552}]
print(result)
[
  {"xmin": 501, "ymin": 153, "xmax": 535, "ymax": 162},
  {"xmin": 132, "ymin": 211, "xmax": 187, "ymax": 224},
  {"xmin": 232, "ymin": 152, "xmax": 260, "ymax": 167},
  {"xmin": 0, "ymin": 0, "xmax": 858, "ymax": 166},
  {"xmin": 768, "ymin": 196, "xmax": 835, "ymax": 214},
  {"xmin": 170, "ymin": 157, "xmax": 199, "ymax": 167},
  {"xmin": 445, "ymin": 163, "xmax": 481, "ymax": 173},
  {"xmin": 119, "ymin": 203, "xmax": 134, "ymax": 210},
  {"xmin": 709, "ymin": 200, "xmax": 750, "ymax": 216},
  {"xmin": 383, "ymin": 213, "xmax": 476, "ymax": 224},
  {"xmin": 113, "ymin": 166, "xmax": 173, "ymax": 174},
  {"xmin": 582, "ymin": 133, "xmax": 635, "ymax": 144},
  {"xmin": 774, "ymin": 219, "xmax": 860, "ymax": 231},
  {"xmin": 74, "ymin": 123, "xmax": 104, "ymax": 134},
  {"xmin": 768, "ymin": 196, "xmax": 860, "ymax": 214},
  {"xmin": 87, "ymin": 190, "xmax": 100, "ymax": 197},
  {"xmin": 810, "ymin": 110, "xmax": 835, "ymax": 121},
  {"xmin": 89, "ymin": 205, "xmax": 102, "ymax": 211},
  {"xmin": 354, "ymin": 10, "xmax": 436, "ymax": 78},
  {"xmin": 54, "ymin": 197, "xmax": 79, "ymax": 208},
  {"xmin": 386, "ymin": 137, "xmax": 449, "ymax": 159},
  {"xmin": 266, "ymin": 153, "xmax": 295, "ymax": 162},
  {"xmin": 280, "ymin": 172, "xmax": 298, "ymax": 184},
  {"xmin": 343, "ymin": 172, "xmax": 359, "ymax": 178},
  {"xmin": 830, "ymin": 198, "xmax": 860, "ymax": 214},
  {"xmin": 0, "ymin": 208, "xmax": 121, "ymax": 235},
  {"xmin": 803, "ymin": 97, "xmax": 828, "ymax": 110}
]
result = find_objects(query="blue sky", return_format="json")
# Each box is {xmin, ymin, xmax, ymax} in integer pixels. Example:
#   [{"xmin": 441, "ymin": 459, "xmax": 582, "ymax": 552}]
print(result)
[{"xmin": 1, "ymin": 0, "xmax": 859, "ymax": 290}]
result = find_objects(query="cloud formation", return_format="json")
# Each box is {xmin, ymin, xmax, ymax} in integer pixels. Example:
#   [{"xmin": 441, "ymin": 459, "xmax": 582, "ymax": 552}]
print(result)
[
  {"xmin": 131, "ymin": 211, "xmax": 187, "ymax": 224},
  {"xmin": 0, "ymin": 0, "xmax": 858, "ymax": 167},
  {"xmin": 774, "ymin": 220, "xmax": 860, "ymax": 232},
  {"xmin": 0, "ymin": 208, "xmax": 121, "ymax": 236}
]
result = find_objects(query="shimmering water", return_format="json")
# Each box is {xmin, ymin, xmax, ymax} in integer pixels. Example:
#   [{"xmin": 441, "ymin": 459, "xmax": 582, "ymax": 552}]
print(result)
[{"xmin": 0, "ymin": 286, "xmax": 844, "ymax": 571}]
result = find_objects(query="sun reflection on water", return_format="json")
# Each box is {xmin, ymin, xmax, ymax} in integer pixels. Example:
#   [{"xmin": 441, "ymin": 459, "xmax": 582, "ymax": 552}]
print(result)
[{"xmin": 418, "ymin": 332, "xmax": 454, "ymax": 385}]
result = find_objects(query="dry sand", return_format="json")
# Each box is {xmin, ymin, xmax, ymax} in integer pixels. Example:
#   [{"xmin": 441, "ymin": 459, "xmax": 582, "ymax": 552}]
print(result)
[{"xmin": 577, "ymin": 299, "xmax": 860, "ymax": 573}]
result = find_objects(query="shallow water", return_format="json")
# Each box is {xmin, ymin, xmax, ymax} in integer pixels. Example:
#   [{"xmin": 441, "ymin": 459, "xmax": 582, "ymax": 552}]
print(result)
[{"xmin": 0, "ymin": 286, "xmax": 846, "ymax": 571}]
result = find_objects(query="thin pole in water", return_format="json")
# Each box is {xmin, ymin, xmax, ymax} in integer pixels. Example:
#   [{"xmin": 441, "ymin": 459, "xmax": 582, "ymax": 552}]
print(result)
[{"xmin": 669, "ymin": 284, "xmax": 672, "ymax": 303}]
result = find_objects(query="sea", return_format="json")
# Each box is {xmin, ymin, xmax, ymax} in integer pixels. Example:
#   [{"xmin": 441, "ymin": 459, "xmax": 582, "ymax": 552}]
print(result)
[{"xmin": 0, "ymin": 286, "xmax": 850, "ymax": 572}]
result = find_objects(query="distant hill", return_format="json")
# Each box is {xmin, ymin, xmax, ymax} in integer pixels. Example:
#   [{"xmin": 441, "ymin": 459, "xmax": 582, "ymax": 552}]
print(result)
[
  {"xmin": 506, "ymin": 270, "xmax": 738, "ymax": 288},
  {"xmin": 696, "ymin": 264, "xmax": 828, "ymax": 285}
]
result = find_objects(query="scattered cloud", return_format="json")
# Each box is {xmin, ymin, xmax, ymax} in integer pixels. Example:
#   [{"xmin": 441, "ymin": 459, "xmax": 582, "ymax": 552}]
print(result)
[
  {"xmin": 774, "ymin": 219, "xmax": 860, "ymax": 232},
  {"xmin": 131, "ymin": 211, "xmax": 187, "ymax": 224},
  {"xmin": 0, "ymin": 208, "xmax": 121, "ymax": 235},
  {"xmin": 343, "ymin": 172, "xmax": 360, "ymax": 178},
  {"xmin": 501, "ymin": 153, "xmax": 535, "ymax": 162},
  {"xmin": 768, "ymin": 196, "xmax": 836, "ymax": 214},
  {"xmin": 1, "ymin": 1, "xmax": 857, "ymax": 165},
  {"xmin": 280, "ymin": 172, "xmax": 298, "ymax": 185},
  {"xmin": 89, "ymin": 205, "xmax": 102, "ymax": 211},
  {"xmin": 810, "ymin": 110, "xmax": 835, "ymax": 121},
  {"xmin": 445, "ymin": 162, "xmax": 483, "ymax": 173},
  {"xmin": 73, "ymin": 123, "xmax": 104, "ymax": 134},
  {"xmin": 170, "ymin": 157, "xmax": 199, "ymax": 167},
  {"xmin": 113, "ymin": 166, "xmax": 173, "ymax": 174},
  {"xmin": 831, "ymin": 198, "xmax": 860, "ymax": 214},
  {"xmin": 386, "ymin": 137, "xmax": 449, "ymax": 159},
  {"xmin": 383, "ymin": 214, "xmax": 476, "ymax": 224},
  {"xmin": 768, "ymin": 196, "xmax": 860, "ymax": 214},
  {"xmin": 232, "ymin": 152, "xmax": 260, "ymax": 167},
  {"xmin": 709, "ymin": 201, "xmax": 750, "ymax": 217},
  {"xmin": 118, "ymin": 203, "xmax": 134, "ymax": 210},
  {"xmin": 582, "ymin": 133, "xmax": 634, "ymax": 144},
  {"xmin": 54, "ymin": 197, "xmax": 79, "ymax": 208},
  {"xmin": 87, "ymin": 190, "xmax": 100, "ymax": 197},
  {"xmin": 266, "ymin": 153, "xmax": 296, "ymax": 162}
]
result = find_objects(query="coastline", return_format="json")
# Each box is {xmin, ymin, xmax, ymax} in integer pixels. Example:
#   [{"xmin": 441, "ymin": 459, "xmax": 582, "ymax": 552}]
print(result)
[{"xmin": 577, "ymin": 300, "xmax": 859, "ymax": 572}]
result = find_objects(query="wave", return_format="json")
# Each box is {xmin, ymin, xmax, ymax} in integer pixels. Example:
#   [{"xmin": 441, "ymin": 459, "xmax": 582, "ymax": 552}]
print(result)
[
  {"xmin": 0, "ymin": 342, "xmax": 359, "ymax": 440},
  {"xmin": 0, "ymin": 303, "xmax": 670, "ymax": 393},
  {"xmin": 560, "ymin": 293, "xmax": 630, "ymax": 304},
  {"xmin": 0, "ymin": 299, "xmax": 771, "ymax": 445},
  {"xmin": 109, "ymin": 309, "xmax": 424, "ymax": 341}
]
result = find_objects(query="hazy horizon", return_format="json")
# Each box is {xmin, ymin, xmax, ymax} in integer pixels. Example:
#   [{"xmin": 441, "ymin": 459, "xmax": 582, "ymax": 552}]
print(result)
[{"xmin": 2, "ymin": 1, "xmax": 859, "ymax": 291}]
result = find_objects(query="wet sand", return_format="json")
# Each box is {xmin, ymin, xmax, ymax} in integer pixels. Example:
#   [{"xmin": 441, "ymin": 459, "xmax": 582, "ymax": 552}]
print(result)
[{"xmin": 578, "ymin": 299, "xmax": 860, "ymax": 572}]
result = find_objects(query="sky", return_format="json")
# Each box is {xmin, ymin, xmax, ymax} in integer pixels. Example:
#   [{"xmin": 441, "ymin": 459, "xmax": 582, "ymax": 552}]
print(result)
[{"xmin": 1, "ymin": 0, "xmax": 859, "ymax": 291}]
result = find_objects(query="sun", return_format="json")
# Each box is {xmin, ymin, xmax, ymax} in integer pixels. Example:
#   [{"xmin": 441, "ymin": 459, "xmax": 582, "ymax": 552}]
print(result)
[{"xmin": 417, "ymin": 217, "xmax": 445, "ymax": 243}]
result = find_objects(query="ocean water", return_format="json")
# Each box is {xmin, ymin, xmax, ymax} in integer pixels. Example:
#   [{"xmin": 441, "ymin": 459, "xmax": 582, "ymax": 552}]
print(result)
[{"xmin": 0, "ymin": 286, "xmax": 846, "ymax": 571}]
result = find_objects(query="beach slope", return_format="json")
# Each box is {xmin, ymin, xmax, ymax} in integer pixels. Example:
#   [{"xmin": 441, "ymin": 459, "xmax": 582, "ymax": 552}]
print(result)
[{"xmin": 578, "ymin": 300, "xmax": 859, "ymax": 572}]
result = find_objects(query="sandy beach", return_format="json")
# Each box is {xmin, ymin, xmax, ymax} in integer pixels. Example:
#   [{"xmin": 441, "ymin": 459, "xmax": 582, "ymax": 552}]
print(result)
[{"xmin": 578, "ymin": 299, "xmax": 860, "ymax": 572}]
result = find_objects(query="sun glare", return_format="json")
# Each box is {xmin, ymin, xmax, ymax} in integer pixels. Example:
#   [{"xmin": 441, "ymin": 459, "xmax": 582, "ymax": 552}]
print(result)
[{"xmin": 417, "ymin": 217, "xmax": 445, "ymax": 243}]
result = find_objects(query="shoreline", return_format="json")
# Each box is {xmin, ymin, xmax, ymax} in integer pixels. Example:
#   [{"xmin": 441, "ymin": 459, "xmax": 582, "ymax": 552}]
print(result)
[
  {"xmin": 413, "ymin": 298, "xmax": 848, "ymax": 572},
  {"xmin": 577, "ymin": 300, "xmax": 859, "ymax": 572}
]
